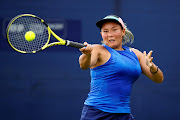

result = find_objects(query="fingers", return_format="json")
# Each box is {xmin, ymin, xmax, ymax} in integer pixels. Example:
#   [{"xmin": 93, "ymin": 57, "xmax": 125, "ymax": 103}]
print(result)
[
  {"xmin": 143, "ymin": 51, "xmax": 147, "ymax": 58},
  {"xmin": 143, "ymin": 50, "xmax": 154, "ymax": 68},
  {"xmin": 150, "ymin": 57, "xmax": 153, "ymax": 63},
  {"xmin": 79, "ymin": 42, "xmax": 93, "ymax": 55},
  {"xmin": 143, "ymin": 50, "xmax": 153, "ymax": 58},
  {"xmin": 149, "ymin": 57, "xmax": 153, "ymax": 68},
  {"xmin": 79, "ymin": 42, "xmax": 89, "ymax": 51},
  {"xmin": 147, "ymin": 50, "xmax": 153, "ymax": 58}
]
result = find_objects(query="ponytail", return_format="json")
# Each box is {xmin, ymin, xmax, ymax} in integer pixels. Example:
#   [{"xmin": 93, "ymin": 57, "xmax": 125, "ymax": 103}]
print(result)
[{"xmin": 122, "ymin": 23, "xmax": 134, "ymax": 45}]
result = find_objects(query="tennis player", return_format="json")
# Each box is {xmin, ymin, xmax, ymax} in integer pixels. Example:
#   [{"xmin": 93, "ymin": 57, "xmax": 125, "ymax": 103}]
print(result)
[{"xmin": 79, "ymin": 15, "xmax": 164, "ymax": 120}]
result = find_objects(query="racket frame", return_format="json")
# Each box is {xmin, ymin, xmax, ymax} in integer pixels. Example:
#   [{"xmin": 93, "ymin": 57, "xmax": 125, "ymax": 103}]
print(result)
[{"xmin": 6, "ymin": 14, "xmax": 85, "ymax": 53}]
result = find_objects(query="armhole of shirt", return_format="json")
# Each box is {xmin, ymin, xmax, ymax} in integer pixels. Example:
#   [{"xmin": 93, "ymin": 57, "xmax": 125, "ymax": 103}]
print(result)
[{"xmin": 91, "ymin": 44, "xmax": 113, "ymax": 70}]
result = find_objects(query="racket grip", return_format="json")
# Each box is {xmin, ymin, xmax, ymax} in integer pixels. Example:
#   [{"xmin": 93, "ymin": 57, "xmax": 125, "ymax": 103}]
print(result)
[{"xmin": 66, "ymin": 40, "xmax": 85, "ymax": 48}]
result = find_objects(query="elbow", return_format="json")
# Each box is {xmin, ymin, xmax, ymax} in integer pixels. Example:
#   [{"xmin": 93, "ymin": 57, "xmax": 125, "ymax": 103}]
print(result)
[
  {"xmin": 80, "ymin": 65, "xmax": 89, "ymax": 70},
  {"xmin": 80, "ymin": 67, "xmax": 89, "ymax": 70},
  {"xmin": 154, "ymin": 76, "xmax": 164, "ymax": 83},
  {"xmin": 159, "ymin": 74, "xmax": 164, "ymax": 83},
  {"xmin": 155, "ymin": 80, "xmax": 163, "ymax": 84}
]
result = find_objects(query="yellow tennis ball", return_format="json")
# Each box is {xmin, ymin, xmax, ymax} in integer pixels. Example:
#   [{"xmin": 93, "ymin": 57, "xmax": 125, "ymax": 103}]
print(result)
[{"xmin": 25, "ymin": 31, "xmax": 36, "ymax": 41}]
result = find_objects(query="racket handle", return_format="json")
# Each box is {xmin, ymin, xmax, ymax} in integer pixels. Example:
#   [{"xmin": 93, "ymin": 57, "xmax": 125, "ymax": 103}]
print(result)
[{"xmin": 66, "ymin": 40, "xmax": 85, "ymax": 48}]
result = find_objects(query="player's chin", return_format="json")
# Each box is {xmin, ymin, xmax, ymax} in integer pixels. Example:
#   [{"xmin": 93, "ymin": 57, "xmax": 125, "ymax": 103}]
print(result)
[{"xmin": 108, "ymin": 43, "xmax": 119, "ymax": 49}]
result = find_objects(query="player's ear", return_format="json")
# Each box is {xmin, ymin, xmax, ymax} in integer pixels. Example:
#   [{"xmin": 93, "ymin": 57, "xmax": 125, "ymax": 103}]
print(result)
[
  {"xmin": 100, "ymin": 32, "xmax": 102, "ymax": 36},
  {"xmin": 122, "ymin": 28, "xmax": 125, "ymax": 36}
]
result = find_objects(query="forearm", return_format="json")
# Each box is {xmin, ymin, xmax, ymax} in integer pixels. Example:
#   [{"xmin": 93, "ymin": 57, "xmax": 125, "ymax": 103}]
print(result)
[
  {"xmin": 150, "ymin": 64, "xmax": 164, "ymax": 83},
  {"xmin": 79, "ymin": 54, "xmax": 91, "ymax": 70}
]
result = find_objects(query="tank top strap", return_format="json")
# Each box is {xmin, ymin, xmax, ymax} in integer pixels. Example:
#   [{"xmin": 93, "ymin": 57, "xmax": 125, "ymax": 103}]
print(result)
[
  {"xmin": 122, "ymin": 46, "xmax": 139, "ymax": 61},
  {"xmin": 103, "ymin": 44, "xmax": 114, "ymax": 53}
]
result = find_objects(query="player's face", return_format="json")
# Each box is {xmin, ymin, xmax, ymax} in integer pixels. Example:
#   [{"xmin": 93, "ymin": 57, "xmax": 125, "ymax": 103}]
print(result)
[{"xmin": 101, "ymin": 22, "xmax": 125, "ymax": 50}]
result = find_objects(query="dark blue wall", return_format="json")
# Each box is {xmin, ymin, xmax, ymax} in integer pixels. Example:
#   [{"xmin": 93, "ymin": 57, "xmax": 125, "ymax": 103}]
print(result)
[{"xmin": 0, "ymin": 0, "xmax": 179, "ymax": 120}]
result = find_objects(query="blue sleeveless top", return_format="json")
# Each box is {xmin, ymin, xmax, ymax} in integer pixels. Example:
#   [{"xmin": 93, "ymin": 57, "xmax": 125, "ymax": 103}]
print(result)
[{"xmin": 84, "ymin": 44, "xmax": 142, "ymax": 113}]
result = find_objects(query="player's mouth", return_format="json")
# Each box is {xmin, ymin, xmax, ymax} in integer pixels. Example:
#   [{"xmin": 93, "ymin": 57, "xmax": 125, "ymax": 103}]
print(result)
[{"xmin": 109, "ymin": 39, "xmax": 115, "ymax": 43}]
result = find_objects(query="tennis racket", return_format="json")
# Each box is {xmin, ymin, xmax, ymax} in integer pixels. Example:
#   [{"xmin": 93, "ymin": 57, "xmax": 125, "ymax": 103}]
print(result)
[{"xmin": 6, "ymin": 14, "xmax": 85, "ymax": 53}]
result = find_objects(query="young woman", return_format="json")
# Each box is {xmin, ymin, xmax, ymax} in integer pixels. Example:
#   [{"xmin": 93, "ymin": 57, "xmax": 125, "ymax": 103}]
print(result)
[{"xmin": 79, "ymin": 15, "xmax": 164, "ymax": 120}]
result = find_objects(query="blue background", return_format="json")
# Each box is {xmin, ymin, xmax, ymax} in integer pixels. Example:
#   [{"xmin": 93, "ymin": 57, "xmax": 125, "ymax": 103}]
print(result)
[{"xmin": 0, "ymin": 0, "xmax": 179, "ymax": 120}]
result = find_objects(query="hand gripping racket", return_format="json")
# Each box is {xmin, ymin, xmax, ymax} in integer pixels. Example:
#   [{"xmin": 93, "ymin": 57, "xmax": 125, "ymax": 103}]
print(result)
[{"xmin": 6, "ymin": 14, "xmax": 85, "ymax": 53}]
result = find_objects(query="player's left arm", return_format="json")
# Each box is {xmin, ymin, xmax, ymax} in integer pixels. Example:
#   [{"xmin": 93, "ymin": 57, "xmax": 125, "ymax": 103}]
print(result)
[{"xmin": 131, "ymin": 48, "xmax": 164, "ymax": 83}]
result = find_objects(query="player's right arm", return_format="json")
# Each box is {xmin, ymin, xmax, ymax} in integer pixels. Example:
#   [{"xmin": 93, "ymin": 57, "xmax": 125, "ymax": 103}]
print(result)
[{"xmin": 79, "ymin": 42, "xmax": 99, "ymax": 70}]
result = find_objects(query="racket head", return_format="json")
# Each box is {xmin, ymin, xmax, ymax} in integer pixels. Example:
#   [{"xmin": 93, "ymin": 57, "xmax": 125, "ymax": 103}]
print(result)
[{"xmin": 6, "ymin": 14, "xmax": 51, "ymax": 53}]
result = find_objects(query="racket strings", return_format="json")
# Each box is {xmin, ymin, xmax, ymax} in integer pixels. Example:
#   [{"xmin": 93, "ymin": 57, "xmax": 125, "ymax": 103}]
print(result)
[{"xmin": 7, "ymin": 16, "xmax": 49, "ymax": 53}]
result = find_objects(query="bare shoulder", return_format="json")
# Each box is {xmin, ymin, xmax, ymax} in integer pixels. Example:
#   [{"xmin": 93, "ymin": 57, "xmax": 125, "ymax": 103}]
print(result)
[
  {"xmin": 130, "ymin": 47, "xmax": 142, "ymax": 54},
  {"xmin": 92, "ymin": 44, "xmax": 110, "ymax": 57},
  {"xmin": 130, "ymin": 47, "xmax": 143, "ymax": 60},
  {"xmin": 91, "ymin": 44, "xmax": 107, "ymax": 53},
  {"xmin": 92, "ymin": 44, "xmax": 105, "ymax": 49},
  {"xmin": 90, "ymin": 44, "xmax": 110, "ymax": 69}
]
